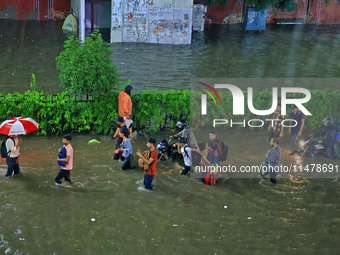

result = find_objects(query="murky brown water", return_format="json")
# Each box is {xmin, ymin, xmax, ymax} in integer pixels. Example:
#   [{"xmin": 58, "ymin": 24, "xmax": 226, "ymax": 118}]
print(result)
[
  {"xmin": 1, "ymin": 19, "xmax": 340, "ymax": 254},
  {"xmin": 1, "ymin": 20, "xmax": 340, "ymax": 93},
  {"xmin": 0, "ymin": 130, "xmax": 339, "ymax": 254}
]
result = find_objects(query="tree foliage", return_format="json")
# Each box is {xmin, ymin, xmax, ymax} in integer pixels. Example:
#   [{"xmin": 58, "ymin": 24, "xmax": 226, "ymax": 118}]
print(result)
[{"xmin": 56, "ymin": 30, "xmax": 120, "ymax": 98}]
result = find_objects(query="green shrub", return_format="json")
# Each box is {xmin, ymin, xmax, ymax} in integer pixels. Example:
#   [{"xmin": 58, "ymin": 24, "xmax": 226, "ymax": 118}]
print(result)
[
  {"xmin": 0, "ymin": 76, "xmax": 338, "ymax": 135},
  {"xmin": 56, "ymin": 30, "xmax": 120, "ymax": 98}
]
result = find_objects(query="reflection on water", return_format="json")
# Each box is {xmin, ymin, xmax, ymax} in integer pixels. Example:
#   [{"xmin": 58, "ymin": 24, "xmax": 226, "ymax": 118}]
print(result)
[
  {"xmin": 0, "ymin": 132, "xmax": 339, "ymax": 254},
  {"xmin": 1, "ymin": 20, "xmax": 340, "ymax": 93}
]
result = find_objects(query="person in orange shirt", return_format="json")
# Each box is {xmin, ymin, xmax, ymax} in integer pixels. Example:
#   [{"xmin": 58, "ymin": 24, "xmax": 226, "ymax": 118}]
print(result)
[
  {"xmin": 137, "ymin": 138, "xmax": 158, "ymax": 190},
  {"xmin": 118, "ymin": 85, "xmax": 133, "ymax": 134}
]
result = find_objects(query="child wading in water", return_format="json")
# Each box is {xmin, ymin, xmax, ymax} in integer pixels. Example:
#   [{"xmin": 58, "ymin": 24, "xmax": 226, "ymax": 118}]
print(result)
[
  {"xmin": 55, "ymin": 134, "xmax": 74, "ymax": 186},
  {"xmin": 117, "ymin": 128, "xmax": 134, "ymax": 170},
  {"xmin": 199, "ymin": 141, "xmax": 219, "ymax": 185}
]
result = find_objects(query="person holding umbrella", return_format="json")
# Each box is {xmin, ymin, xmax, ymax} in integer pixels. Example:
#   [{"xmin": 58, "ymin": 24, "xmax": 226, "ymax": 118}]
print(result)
[{"xmin": 0, "ymin": 117, "xmax": 39, "ymax": 177}]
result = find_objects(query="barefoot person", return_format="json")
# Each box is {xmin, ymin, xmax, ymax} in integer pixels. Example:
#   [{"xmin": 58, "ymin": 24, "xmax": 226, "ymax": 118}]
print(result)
[
  {"xmin": 55, "ymin": 134, "xmax": 74, "ymax": 186},
  {"xmin": 136, "ymin": 138, "xmax": 158, "ymax": 190}
]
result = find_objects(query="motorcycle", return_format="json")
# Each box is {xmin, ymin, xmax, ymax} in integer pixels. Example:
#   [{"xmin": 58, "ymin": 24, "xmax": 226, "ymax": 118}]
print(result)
[
  {"xmin": 157, "ymin": 138, "xmax": 182, "ymax": 161},
  {"xmin": 290, "ymin": 136, "xmax": 327, "ymax": 158}
]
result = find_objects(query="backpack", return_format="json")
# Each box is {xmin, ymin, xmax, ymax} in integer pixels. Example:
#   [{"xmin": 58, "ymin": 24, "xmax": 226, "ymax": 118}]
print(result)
[
  {"xmin": 183, "ymin": 145, "xmax": 191, "ymax": 160},
  {"xmin": 58, "ymin": 147, "xmax": 67, "ymax": 167},
  {"xmin": 1, "ymin": 137, "xmax": 15, "ymax": 158},
  {"xmin": 216, "ymin": 140, "xmax": 228, "ymax": 161}
]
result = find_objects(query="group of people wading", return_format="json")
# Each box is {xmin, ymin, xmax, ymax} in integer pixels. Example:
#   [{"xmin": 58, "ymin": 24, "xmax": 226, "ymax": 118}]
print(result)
[{"xmin": 3, "ymin": 87, "xmax": 338, "ymax": 190}]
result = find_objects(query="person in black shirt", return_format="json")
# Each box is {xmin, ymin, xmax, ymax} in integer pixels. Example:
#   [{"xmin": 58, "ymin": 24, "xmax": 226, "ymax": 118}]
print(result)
[{"xmin": 313, "ymin": 118, "xmax": 337, "ymax": 160}]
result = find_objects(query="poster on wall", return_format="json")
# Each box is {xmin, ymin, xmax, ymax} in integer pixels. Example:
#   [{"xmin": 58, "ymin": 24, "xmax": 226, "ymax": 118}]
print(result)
[
  {"xmin": 122, "ymin": 0, "xmax": 148, "ymax": 43},
  {"xmin": 173, "ymin": 7, "xmax": 192, "ymax": 44},
  {"xmin": 148, "ymin": 7, "xmax": 192, "ymax": 45},
  {"xmin": 148, "ymin": 6, "xmax": 174, "ymax": 44}
]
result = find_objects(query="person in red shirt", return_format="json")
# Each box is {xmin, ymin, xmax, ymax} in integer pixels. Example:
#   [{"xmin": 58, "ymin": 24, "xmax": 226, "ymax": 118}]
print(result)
[{"xmin": 137, "ymin": 138, "xmax": 158, "ymax": 190}]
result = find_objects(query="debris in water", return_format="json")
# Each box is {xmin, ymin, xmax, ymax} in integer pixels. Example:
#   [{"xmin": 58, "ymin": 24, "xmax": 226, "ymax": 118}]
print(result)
[{"xmin": 88, "ymin": 139, "xmax": 101, "ymax": 145}]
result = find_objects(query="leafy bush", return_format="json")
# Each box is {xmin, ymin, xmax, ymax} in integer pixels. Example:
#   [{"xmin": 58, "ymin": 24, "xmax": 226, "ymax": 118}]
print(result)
[
  {"xmin": 0, "ymin": 76, "xmax": 338, "ymax": 135},
  {"xmin": 56, "ymin": 30, "xmax": 120, "ymax": 98}
]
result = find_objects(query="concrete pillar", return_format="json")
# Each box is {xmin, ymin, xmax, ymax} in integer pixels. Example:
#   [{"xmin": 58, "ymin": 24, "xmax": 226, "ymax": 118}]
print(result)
[
  {"xmin": 193, "ymin": 4, "xmax": 205, "ymax": 31},
  {"xmin": 111, "ymin": 0, "xmax": 123, "ymax": 43},
  {"xmin": 79, "ymin": 0, "xmax": 86, "ymax": 43}
]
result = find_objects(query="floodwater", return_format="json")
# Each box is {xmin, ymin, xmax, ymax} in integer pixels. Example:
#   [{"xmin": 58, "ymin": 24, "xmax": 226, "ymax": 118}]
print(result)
[
  {"xmin": 0, "ymin": 130, "xmax": 339, "ymax": 254},
  {"xmin": 1, "ymin": 20, "xmax": 340, "ymax": 93},
  {"xmin": 1, "ymin": 19, "xmax": 340, "ymax": 254}
]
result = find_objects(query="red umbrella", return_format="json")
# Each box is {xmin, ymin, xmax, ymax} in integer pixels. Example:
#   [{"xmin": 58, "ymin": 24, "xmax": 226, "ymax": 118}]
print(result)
[{"xmin": 0, "ymin": 117, "xmax": 39, "ymax": 136}]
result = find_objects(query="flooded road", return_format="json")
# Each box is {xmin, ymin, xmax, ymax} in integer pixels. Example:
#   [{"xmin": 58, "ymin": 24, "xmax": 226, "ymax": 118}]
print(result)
[
  {"xmin": 0, "ymin": 131, "xmax": 339, "ymax": 254},
  {"xmin": 1, "ymin": 19, "xmax": 340, "ymax": 254},
  {"xmin": 1, "ymin": 20, "xmax": 340, "ymax": 93}
]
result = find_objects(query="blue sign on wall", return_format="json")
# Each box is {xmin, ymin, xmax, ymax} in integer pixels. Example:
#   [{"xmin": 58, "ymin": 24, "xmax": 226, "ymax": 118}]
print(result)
[{"xmin": 244, "ymin": 7, "xmax": 267, "ymax": 31}]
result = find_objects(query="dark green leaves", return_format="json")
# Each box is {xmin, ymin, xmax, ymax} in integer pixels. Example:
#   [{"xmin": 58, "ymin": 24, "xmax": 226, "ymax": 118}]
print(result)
[{"xmin": 56, "ymin": 30, "xmax": 120, "ymax": 98}]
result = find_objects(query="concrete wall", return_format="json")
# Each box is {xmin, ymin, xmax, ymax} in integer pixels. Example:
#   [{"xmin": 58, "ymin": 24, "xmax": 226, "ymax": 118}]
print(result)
[
  {"xmin": 308, "ymin": 0, "xmax": 340, "ymax": 24},
  {"xmin": 122, "ymin": 0, "xmax": 148, "ymax": 43},
  {"xmin": 205, "ymin": 0, "xmax": 340, "ymax": 25},
  {"xmin": 0, "ymin": 0, "xmax": 70, "ymax": 21},
  {"xmin": 111, "ymin": 0, "xmax": 193, "ymax": 44},
  {"xmin": 193, "ymin": 4, "xmax": 206, "ymax": 31}
]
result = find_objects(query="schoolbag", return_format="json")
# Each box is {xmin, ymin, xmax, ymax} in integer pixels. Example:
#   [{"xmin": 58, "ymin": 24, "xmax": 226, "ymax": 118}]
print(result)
[
  {"xmin": 183, "ymin": 145, "xmax": 191, "ymax": 160},
  {"xmin": 1, "ymin": 137, "xmax": 15, "ymax": 158},
  {"xmin": 216, "ymin": 140, "xmax": 228, "ymax": 161},
  {"xmin": 58, "ymin": 147, "xmax": 67, "ymax": 167}
]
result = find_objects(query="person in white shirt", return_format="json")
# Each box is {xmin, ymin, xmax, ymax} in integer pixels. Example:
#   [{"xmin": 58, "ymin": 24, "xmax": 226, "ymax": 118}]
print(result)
[
  {"xmin": 177, "ymin": 137, "xmax": 192, "ymax": 176},
  {"xmin": 5, "ymin": 135, "xmax": 23, "ymax": 177}
]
